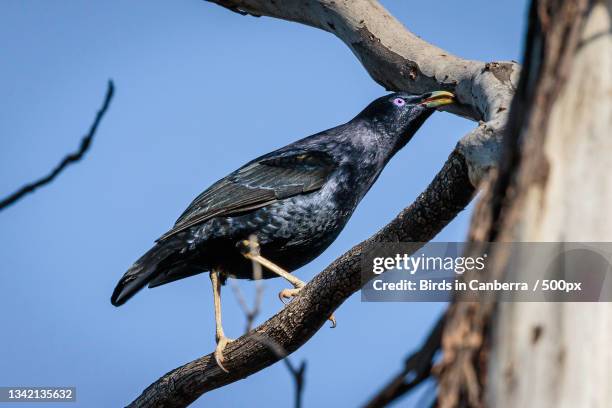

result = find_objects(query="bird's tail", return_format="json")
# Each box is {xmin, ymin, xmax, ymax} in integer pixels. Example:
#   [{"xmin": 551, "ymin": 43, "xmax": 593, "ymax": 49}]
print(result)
[{"xmin": 111, "ymin": 239, "xmax": 182, "ymax": 306}]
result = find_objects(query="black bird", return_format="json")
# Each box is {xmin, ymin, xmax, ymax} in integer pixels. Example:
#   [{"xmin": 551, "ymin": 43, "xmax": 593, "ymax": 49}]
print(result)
[{"xmin": 111, "ymin": 91, "xmax": 454, "ymax": 370}]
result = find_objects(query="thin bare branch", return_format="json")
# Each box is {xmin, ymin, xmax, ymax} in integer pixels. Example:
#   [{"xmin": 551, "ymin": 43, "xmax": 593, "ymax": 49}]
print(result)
[
  {"xmin": 363, "ymin": 315, "xmax": 445, "ymax": 408},
  {"xmin": 251, "ymin": 334, "xmax": 306, "ymax": 408},
  {"xmin": 231, "ymin": 235, "xmax": 265, "ymax": 332},
  {"xmin": 232, "ymin": 237, "xmax": 306, "ymax": 407},
  {"xmin": 230, "ymin": 281, "xmax": 264, "ymax": 333},
  {"xmin": 0, "ymin": 80, "xmax": 115, "ymax": 211}
]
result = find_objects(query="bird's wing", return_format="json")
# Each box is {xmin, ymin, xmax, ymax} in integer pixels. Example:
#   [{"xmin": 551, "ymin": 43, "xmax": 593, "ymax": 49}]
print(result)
[{"xmin": 156, "ymin": 150, "xmax": 337, "ymax": 242}]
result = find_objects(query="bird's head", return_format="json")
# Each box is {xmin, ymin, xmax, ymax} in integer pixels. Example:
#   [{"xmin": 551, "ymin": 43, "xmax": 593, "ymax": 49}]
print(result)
[{"xmin": 356, "ymin": 90, "xmax": 455, "ymax": 153}]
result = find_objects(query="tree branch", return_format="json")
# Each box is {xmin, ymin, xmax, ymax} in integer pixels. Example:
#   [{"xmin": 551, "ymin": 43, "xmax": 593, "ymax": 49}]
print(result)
[
  {"xmin": 232, "ymin": 238, "xmax": 307, "ymax": 408},
  {"xmin": 128, "ymin": 147, "xmax": 475, "ymax": 407},
  {"xmin": 207, "ymin": 0, "xmax": 519, "ymax": 187},
  {"xmin": 362, "ymin": 314, "xmax": 445, "ymax": 408},
  {"xmin": 231, "ymin": 235, "xmax": 265, "ymax": 333},
  {"xmin": 251, "ymin": 335, "xmax": 307, "ymax": 408},
  {"xmin": 128, "ymin": 1, "xmax": 520, "ymax": 406},
  {"xmin": 364, "ymin": 316, "xmax": 444, "ymax": 408},
  {"xmin": 0, "ymin": 80, "xmax": 115, "ymax": 211}
]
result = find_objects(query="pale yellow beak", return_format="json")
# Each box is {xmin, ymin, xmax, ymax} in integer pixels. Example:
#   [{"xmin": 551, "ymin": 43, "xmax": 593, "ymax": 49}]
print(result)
[{"xmin": 420, "ymin": 91, "xmax": 455, "ymax": 108}]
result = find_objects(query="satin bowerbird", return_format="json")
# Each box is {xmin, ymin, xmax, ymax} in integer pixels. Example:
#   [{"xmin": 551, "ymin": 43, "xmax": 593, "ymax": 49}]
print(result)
[{"xmin": 111, "ymin": 91, "xmax": 455, "ymax": 371}]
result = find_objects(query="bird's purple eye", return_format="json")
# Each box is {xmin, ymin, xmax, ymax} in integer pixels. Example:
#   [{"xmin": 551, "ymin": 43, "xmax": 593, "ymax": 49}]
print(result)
[{"xmin": 393, "ymin": 98, "xmax": 406, "ymax": 107}]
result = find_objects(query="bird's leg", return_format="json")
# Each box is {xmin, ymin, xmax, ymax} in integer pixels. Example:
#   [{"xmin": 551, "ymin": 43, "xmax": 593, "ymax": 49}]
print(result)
[
  {"xmin": 238, "ymin": 239, "xmax": 336, "ymax": 328},
  {"xmin": 210, "ymin": 269, "xmax": 233, "ymax": 372},
  {"xmin": 238, "ymin": 239, "xmax": 304, "ymax": 296}
]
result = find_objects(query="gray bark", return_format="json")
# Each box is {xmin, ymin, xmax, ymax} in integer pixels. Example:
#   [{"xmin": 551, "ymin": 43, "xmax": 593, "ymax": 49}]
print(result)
[
  {"xmin": 211, "ymin": 0, "xmax": 519, "ymax": 186},
  {"xmin": 488, "ymin": 1, "xmax": 612, "ymax": 407},
  {"xmin": 437, "ymin": 1, "xmax": 612, "ymax": 407}
]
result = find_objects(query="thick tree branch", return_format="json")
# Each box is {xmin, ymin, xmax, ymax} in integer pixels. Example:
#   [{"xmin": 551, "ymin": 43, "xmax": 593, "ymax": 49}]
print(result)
[
  {"xmin": 208, "ymin": 0, "xmax": 519, "ymax": 187},
  {"xmin": 0, "ymin": 81, "xmax": 114, "ymax": 211},
  {"xmin": 129, "ymin": 1, "xmax": 520, "ymax": 406},
  {"xmin": 129, "ymin": 147, "xmax": 475, "ymax": 407}
]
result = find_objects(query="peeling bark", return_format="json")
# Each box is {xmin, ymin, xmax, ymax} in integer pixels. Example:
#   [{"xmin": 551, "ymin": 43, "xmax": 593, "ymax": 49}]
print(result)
[{"xmin": 438, "ymin": 1, "xmax": 612, "ymax": 407}]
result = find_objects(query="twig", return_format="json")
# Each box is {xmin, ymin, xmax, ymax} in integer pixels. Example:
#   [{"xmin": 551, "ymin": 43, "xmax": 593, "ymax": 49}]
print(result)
[
  {"xmin": 230, "ymin": 281, "xmax": 262, "ymax": 333},
  {"xmin": 415, "ymin": 379, "xmax": 438, "ymax": 408},
  {"xmin": 231, "ymin": 235, "xmax": 265, "ymax": 333},
  {"xmin": 0, "ymin": 80, "xmax": 115, "ymax": 211},
  {"xmin": 362, "ymin": 315, "xmax": 445, "ymax": 408},
  {"xmin": 251, "ymin": 334, "xmax": 307, "ymax": 408},
  {"xmin": 232, "ymin": 236, "xmax": 305, "ymax": 407}
]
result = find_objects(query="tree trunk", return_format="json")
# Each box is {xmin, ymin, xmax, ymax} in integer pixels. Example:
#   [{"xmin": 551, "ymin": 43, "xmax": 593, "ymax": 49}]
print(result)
[{"xmin": 438, "ymin": 0, "xmax": 612, "ymax": 406}]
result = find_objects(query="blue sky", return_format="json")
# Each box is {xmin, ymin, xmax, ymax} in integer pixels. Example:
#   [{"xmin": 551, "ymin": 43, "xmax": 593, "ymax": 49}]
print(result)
[{"xmin": 0, "ymin": 1, "xmax": 527, "ymax": 406}]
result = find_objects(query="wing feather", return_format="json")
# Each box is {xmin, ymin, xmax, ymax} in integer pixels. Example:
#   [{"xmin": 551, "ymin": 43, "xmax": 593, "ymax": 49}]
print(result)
[{"xmin": 156, "ymin": 150, "xmax": 336, "ymax": 242}]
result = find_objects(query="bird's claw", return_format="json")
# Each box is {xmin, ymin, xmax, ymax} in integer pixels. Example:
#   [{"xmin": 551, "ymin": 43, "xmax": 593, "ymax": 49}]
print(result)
[
  {"xmin": 278, "ymin": 287, "xmax": 337, "ymax": 328},
  {"xmin": 328, "ymin": 313, "xmax": 337, "ymax": 328},
  {"xmin": 278, "ymin": 287, "xmax": 302, "ymax": 304},
  {"xmin": 214, "ymin": 336, "xmax": 234, "ymax": 373}
]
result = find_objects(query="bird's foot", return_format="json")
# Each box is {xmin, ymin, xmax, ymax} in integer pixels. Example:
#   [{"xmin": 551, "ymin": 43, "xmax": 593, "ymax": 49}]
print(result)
[
  {"xmin": 214, "ymin": 335, "xmax": 234, "ymax": 373},
  {"xmin": 278, "ymin": 287, "xmax": 303, "ymax": 303},
  {"xmin": 328, "ymin": 314, "xmax": 337, "ymax": 328},
  {"xmin": 278, "ymin": 286, "xmax": 337, "ymax": 328}
]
